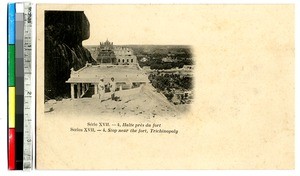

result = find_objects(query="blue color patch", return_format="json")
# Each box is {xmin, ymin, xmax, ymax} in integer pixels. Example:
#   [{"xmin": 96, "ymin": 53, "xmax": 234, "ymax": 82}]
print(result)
[{"xmin": 8, "ymin": 3, "xmax": 16, "ymax": 44}]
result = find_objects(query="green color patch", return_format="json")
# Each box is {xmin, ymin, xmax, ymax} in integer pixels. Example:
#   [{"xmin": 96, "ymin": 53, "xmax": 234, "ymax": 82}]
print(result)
[{"xmin": 8, "ymin": 45, "xmax": 15, "ymax": 86}]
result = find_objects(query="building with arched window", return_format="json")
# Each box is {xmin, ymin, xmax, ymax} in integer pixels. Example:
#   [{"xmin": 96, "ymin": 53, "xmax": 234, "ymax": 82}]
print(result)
[{"xmin": 114, "ymin": 46, "xmax": 137, "ymax": 65}]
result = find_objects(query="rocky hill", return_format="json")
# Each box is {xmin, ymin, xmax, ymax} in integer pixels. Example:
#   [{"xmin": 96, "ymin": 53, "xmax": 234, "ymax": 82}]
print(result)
[{"xmin": 45, "ymin": 11, "xmax": 96, "ymax": 100}]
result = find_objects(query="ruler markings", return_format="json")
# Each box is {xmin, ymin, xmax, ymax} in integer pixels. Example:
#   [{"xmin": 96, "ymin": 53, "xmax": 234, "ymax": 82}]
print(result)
[{"xmin": 23, "ymin": 2, "xmax": 33, "ymax": 170}]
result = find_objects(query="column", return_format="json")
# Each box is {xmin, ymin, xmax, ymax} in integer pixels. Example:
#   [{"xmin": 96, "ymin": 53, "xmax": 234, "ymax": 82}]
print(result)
[
  {"xmin": 94, "ymin": 83, "xmax": 98, "ymax": 95},
  {"xmin": 82, "ymin": 83, "xmax": 85, "ymax": 94},
  {"xmin": 77, "ymin": 83, "xmax": 81, "ymax": 98},
  {"xmin": 71, "ymin": 83, "xmax": 75, "ymax": 99}
]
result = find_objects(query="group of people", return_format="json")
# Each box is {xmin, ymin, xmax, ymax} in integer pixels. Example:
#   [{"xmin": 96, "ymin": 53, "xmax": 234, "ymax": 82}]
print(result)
[{"xmin": 97, "ymin": 77, "xmax": 116, "ymax": 102}]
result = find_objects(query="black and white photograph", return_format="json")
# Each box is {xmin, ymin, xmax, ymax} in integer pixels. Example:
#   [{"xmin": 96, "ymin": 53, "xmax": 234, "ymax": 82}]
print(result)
[{"xmin": 44, "ymin": 10, "xmax": 194, "ymax": 118}]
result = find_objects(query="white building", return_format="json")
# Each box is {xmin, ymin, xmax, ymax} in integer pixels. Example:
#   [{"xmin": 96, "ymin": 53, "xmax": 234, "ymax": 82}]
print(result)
[
  {"xmin": 114, "ymin": 47, "xmax": 137, "ymax": 65},
  {"xmin": 66, "ymin": 63, "xmax": 149, "ymax": 99}
]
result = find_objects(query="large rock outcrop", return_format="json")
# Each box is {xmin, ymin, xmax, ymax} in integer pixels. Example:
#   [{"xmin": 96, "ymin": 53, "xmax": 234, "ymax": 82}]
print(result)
[{"xmin": 45, "ymin": 11, "xmax": 96, "ymax": 100}]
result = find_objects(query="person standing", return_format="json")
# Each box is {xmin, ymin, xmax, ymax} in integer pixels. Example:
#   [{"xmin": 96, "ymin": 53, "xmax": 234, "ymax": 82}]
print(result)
[
  {"xmin": 109, "ymin": 77, "xmax": 116, "ymax": 101},
  {"xmin": 98, "ymin": 78, "xmax": 105, "ymax": 102}
]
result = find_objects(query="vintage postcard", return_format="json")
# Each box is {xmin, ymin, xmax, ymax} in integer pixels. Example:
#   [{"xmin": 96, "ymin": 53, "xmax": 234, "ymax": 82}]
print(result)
[{"xmin": 36, "ymin": 4, "xmax": 294, "ymax": 169}]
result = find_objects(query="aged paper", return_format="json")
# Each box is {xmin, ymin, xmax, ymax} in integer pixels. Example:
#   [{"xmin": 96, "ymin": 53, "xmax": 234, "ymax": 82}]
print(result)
[{"xmin": 36, "ymin": 4, "xmax": 294, "ymax": 169}]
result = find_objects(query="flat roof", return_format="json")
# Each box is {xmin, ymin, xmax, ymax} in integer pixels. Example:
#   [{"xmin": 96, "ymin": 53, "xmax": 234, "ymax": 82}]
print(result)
[{"xmin": 66, "ymin": 64, "xmax": 149, "ymax": 83}]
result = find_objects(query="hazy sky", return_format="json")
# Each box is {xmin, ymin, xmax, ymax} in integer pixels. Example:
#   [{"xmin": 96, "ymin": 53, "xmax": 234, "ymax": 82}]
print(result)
[
  {"xmin": 81, "ymin": 5, "xmax": 199, "ymax": 45},
  {"xmin": 38, "ymin": 4, "xmax": 293, "ymax": 50}
]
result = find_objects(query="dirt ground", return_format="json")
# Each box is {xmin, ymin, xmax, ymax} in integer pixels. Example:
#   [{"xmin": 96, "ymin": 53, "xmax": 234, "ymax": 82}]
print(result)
[{"xmin": 44, "ymin": 84, "xmax": 188, "ymax": 119}]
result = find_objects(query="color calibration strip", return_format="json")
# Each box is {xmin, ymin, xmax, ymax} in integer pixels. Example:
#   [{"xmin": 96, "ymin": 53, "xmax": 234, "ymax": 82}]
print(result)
[
  {"xmin": 8, "ymin": 2, "xmax": 16, "ymax": 170},
  {"xmin": 8, "ymin": 2, "xmax": 33, "ymax": 170}
]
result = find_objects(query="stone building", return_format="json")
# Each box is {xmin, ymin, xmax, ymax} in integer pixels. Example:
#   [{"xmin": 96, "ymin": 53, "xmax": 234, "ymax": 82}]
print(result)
[
  {"xmin": 66, "ymin": 62, "xmax": 149, "ymax": 99},
  {"xmin": 97, "ymin": 39, "xmax": 117, "ymax": 64},
  {"xmin": 114, "ymin": 47, "xmax": 137, "ymax": 65},
  {"xmin": 66, "ymin": 40, "xmax": 145, "ymax": 99},
  {"xmin": 96, "ymin": 39, "xmax": 137, "ymax": 65}
]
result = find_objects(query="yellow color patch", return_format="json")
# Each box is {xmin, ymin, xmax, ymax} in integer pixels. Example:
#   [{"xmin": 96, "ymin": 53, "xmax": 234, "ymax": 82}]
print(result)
[{"xmin": 9, "ymin": 87, "xmax": 15, "ymax": 128}]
